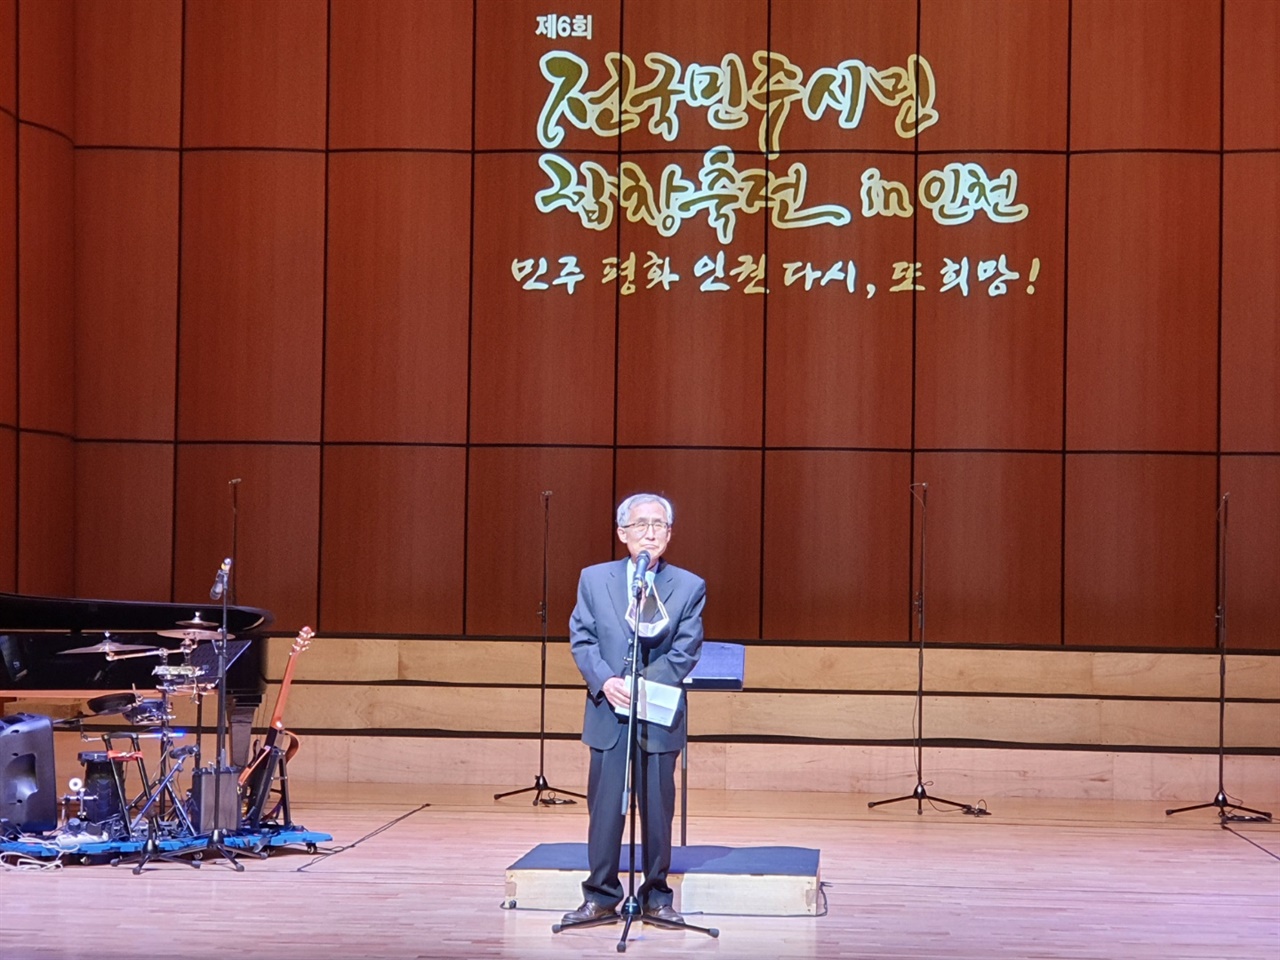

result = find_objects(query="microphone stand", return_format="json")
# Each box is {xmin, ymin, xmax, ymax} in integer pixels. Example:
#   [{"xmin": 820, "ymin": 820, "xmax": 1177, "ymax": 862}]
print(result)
[
  {"xmin": 868, "ymin": 482, "xmax": 988, "ymax": 817},
  {"xmin": 1166, "ymin": 494, "xmax": 1271, "ymax": 822},
  {"xmin": 554, "ymin": 570, "xmax": 718, "ymax": 949},
  {"xmin": 495, "ymin": 491, "xmax": 585, "ymax": 806},
  {"xmin": 203, "ymin": 560, "xmax": 245, "ymax": 870}
]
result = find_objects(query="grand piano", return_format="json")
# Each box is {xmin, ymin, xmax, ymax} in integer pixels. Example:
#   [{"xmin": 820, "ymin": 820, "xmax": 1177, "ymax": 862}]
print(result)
[{"xmin": 0, "ymin": 590, "xmax": 272, "ymax": 694}]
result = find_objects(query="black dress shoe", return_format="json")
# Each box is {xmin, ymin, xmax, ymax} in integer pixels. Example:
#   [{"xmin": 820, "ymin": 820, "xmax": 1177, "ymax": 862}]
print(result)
[
  {"xmin": 560, "ymin": 900, "xmax": 618, "ymax": 924},
  {"xmin": 643, "ymin": 904, "xmax": 684, "ymax": 924}
]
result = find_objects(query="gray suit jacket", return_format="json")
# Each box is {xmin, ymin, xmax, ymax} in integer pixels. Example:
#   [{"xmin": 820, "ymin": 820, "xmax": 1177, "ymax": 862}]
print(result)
[{"xmin": 569, "ymin": 558, "xmax": 706, "ymax": 753}]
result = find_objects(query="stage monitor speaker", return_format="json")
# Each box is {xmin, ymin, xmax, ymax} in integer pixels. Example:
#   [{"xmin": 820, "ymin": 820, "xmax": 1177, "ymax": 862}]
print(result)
[
  {"xmin": 0, "ymin": 713, "xmax": 57, "ymax": 833},
  {"xmin": 191, "ymin": 767, "xmax": 240, "ymax": 834}
]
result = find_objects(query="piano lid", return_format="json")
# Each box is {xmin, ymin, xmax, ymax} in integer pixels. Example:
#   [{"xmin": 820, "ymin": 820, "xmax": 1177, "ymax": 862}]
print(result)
[{"xmin": 0, "ymin": 590, "xmax": 273, "ymax": 635}]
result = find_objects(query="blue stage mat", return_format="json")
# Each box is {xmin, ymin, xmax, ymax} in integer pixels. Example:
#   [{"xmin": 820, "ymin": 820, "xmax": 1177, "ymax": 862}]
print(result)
[
  {"xmin": 509, "ymin": 842, "xmax": 819, "ymax": 876},
  {"xmin": 0, "ymin": 827, "xmax": 332, "ymax": 860}
]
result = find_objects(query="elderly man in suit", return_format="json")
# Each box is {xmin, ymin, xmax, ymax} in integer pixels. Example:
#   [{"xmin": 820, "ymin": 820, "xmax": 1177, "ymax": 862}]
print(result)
[{"xmin": 560, "ymin": 493, "xmax": 706, "ymax": 927}]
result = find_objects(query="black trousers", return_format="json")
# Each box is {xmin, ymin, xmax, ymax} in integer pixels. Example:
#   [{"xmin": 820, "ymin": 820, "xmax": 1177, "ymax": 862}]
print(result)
[{"xmin": 582, "ymin": 734, "xmax": 679, "ymax": 909}]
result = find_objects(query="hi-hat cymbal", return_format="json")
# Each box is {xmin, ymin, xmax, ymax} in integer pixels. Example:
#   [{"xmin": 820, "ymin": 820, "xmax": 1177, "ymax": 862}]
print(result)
[
  {"xmin": 156, "ymin": 628, "xmax": 233, "ymax": 641},
  {"xmin": 175, "ymin": 613, "xmax": 220, "ymax": 629},
  {"xmin": 63, "ymin": 637, "xmax": 157, "ymax": 655}
]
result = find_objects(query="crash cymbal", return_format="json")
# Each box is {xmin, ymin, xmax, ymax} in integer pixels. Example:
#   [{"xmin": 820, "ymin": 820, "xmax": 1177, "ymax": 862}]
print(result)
[
  {"xmin": 175, "ymin": 613, "xmax": 220, "ymax": 629},
  {"xmin": 156, "ymin": 628, "xmax": 232, "ymax": 641},
  {"xmin": 63, "ymin": 637, "xmax": 157, "ymax": 655}
]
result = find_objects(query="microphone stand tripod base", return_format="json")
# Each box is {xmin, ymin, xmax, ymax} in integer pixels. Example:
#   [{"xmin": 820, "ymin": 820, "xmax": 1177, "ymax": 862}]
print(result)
[
  {"xmin": 494, "ymin": 774, "xmax": 583, "ymax": 806},
  {"xmin": 1165, "ymin": 790, "xmax": 1272, "ymax": 823},
  {"xmin": 552, "ymin": 898, "xmax": 719, "ymax": 950}
]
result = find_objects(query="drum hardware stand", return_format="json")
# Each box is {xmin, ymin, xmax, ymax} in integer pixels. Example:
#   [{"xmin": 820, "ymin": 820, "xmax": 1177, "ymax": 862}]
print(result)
[
  {"xmin": 112, "ymin": 746, "xmax": 202, "ymax": 874},
  {"xmin": 554, "ymin": 570, "xmax": 720, "ymax": 950},
  {"xmin": 495, "ymin": 491, "xmax": 585, "ymax": 806},
  {"xmin": 869, "ymin": 482, "xmax": 988, "ymax": 817},
  {"xmin": 1166, "ymin": 494, "xmax": 1272, "ymax": 823}
]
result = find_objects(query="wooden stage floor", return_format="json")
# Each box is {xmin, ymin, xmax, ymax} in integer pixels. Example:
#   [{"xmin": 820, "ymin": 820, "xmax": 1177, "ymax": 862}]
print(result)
[{"xmin": 1, "ymin": 782, "xmax": 1277, "ymax": 960}]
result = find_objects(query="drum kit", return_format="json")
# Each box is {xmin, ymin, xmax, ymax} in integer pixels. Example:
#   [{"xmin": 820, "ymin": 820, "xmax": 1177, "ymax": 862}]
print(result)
[{"xmin": 58, "ymin": 618, "xmax": 237, "ymax": 862}]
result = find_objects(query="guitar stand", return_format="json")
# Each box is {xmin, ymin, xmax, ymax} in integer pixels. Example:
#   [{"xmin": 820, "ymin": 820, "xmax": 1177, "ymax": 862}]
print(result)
[{"xmin": 243, "ymin": 744, "xmax": 294, "ymax": 831}]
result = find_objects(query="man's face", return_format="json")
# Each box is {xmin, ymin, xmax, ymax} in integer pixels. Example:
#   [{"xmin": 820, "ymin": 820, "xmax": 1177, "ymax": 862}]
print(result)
[{"xmin": 617, "ymin": 500, "xmax": 672, "ymax": 563}]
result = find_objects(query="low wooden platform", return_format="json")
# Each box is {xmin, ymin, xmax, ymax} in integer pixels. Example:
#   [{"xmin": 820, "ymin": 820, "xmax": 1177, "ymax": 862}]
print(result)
[
  {"xmin": 505, "ymin": 842, "xmax": 821, "ymax": 915},
  {"xmin": 1, "ymin": 782, "xmax": 1276, "ymax": 960}
]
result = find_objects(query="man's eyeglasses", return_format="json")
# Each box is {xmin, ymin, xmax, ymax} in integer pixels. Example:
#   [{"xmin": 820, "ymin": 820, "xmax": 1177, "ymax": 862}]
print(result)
[{"xmin": 622, "ymin": 520, "xmax": 671, "ymax": 534}]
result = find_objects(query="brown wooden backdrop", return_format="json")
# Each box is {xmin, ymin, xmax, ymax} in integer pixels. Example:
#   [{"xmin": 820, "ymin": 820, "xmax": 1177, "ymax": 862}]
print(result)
[{"xmin": 1, "ymin": 0, "xmax": 1277, "ymax": 657}]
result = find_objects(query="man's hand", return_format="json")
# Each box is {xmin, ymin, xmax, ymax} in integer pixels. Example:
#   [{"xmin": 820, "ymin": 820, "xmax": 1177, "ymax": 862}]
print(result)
[{"xmin": 603, "ymin": 676, "xmax": 632, "ymax": 710}]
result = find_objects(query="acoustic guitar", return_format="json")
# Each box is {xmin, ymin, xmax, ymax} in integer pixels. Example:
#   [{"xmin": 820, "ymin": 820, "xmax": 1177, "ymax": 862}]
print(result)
[{"xmin": 240, "ymin": 626, "xmax": 313, "ymax": 798}]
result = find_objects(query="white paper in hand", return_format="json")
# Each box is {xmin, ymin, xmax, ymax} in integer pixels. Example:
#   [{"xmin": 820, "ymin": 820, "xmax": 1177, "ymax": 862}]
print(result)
[{"xmin": 612, "ymin": 676, "xmax": 683, "ymax": 728}]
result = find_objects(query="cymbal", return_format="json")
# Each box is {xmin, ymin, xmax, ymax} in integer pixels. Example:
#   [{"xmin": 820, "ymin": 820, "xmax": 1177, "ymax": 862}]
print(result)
[
  {"xmin": 63, "ymin": 638, "xmax": 157, "ymax": 655},
  {"xmin": 156, "ymin": 628, "xmax": 232, "ymax": 641},
  {"xmin": 175, "ymin": 613, "xmax": 221, "ymax": 629},
  {"xmin": 86, "ymin": 692, "xmax": 140, "ymax": 716}
]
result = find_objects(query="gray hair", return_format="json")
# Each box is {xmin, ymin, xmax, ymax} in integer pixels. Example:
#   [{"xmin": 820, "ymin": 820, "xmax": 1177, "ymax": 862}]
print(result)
[{"xmin": 615, "ymin": 493, "xmax": 674, "ymax": 528}]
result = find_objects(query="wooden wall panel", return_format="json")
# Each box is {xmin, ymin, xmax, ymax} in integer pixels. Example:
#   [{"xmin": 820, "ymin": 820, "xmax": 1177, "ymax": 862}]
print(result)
[
  {"xmin": 17, "ymin": 0, "xmax": 72, "ymax": 136},
  {"xmin": 470, "ymin": 152, "xmax": 617, "ymax": 445},
  {"xmin": 913, "ymin": 452, "xmax": 1063, "ymax": 645},
  {"xmin": 1070, "ymin": 0, "xmax": 1219, "ymax": 151},
  {"xmin": 768, "ymin": 0, "xmax": 917, "ymax": 152},
  {"xmin": 616, "ymin": 159, "xmax": 765, "ymax": 447},
  {"xmin": 473, "ymin": 0, "xmax": 621, "ymax": 152},
  {"xmin": 17, "ymin": 125, "xmax": 73, "ymax": 434},
  {"xmin": 1066, "ymin": 154, "xmax": 1218, "ymax": 452},
  {"xmin": 0, "ymin": 0, "xmax": 13, "ymax": 114},
  {"xmin": 619, "ymin": 0, "xmax": 765, "ymax": 154},
  {"xmin": 0, "ymin": 427, "xmax": 13, "ymax": 590},
  {"xmin": 285, "ymin": 638, "xmax": 1280, "ymax": 700},
  {"xmin": 74, "ymin": 0, "xmax": 180, "ymax": 147},
  {"xmin": 764, "ymin": 152, "xmax": 914, "ymax": 448},
  {"xmin": 615, "ymin": 448, "xmax": 762, "ymax": 641},
  {"xmin": 182, "ymin": 0, "xmax": 326, "ymax": 149},
  {"xmin": 73, "ymin": 441, "xmax": 173, "ymax": 600},
  {"xmin": 464, "ymin": 447, "xmax": 615, "ymax": 637},
  {"xmin": 915, "ymin": 153, "xmax": 1066, "ymax": 450},
  {"xmin": 1220, "ymin": 457, "xmax": 1280, "ymax": 651},
  {"xmin": 325, "ymin": 152, "xmax": 471, "ymax": 443},
  {"xmin": 1224, "ymin": 0, "xmax": 1280, "ymax": 150},
  {"xmin": 74, "ymin": 149, "xmax": 178, "ymax": 440},
  {"xmin": 328, "ymin": 0, "xmax": 472, "ymax": 150},
  {"xmin": 919, "ymin": 0, "xmax": 1068, "ymax": 151},
  {"xmin": 174, "ymin": 443, "xmax": 320, "ymax": 629},
  {"xmin": 0, "ymin": 113, "xmax": 13, "ymax": 428},
  {"xmin": 319, "ymin": 445, "xmax": 466, "ymax": 635},
  {"xmin": 17, "ymin": 431, "xmax": 72, "ymax": 595},
  {"xmin": 178, "ymin": 152, "xmax": 324, "ymax": 441},
  {"xmin": 1064, "ymin": 454, "xmax": 1216, "ymax": 648},
  {"xmin": 1221, "ymin": 152, "xmax": 1279, "ymax": 452},
  {"xmin": 762, "ymin": 451, "xmax": 911, "ymax": 641}
]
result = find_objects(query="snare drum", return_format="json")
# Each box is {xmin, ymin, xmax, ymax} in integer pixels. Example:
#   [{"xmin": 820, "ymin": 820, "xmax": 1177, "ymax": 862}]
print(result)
[{"xmin": 124, "ymin": 698, "xmax": 171, "ymax": 726}]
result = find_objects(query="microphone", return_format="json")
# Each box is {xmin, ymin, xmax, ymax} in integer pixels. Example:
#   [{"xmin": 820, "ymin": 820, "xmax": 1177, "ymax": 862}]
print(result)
[
  {"xmin": 632, "ymin": 550, "xmax": 652, "ymax": 595},
  {"xmin": 209, "ymin": 558, "xmax": 232, "ymax": 600}
]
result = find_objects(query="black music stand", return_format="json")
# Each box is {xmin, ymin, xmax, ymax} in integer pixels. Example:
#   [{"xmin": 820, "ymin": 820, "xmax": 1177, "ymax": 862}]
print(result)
[{"xmin": 679, "ymin": 642, "xmax": 744, "ymax": 845}]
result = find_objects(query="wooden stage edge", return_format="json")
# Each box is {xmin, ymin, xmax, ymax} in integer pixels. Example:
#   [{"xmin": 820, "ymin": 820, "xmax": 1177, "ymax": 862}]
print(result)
[{"xmin": 2, "ymin": 782, "xmax": 1278, "ymax": 960}]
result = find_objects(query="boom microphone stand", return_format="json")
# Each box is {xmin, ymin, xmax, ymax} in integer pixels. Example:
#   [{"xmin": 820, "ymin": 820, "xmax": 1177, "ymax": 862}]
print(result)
[
  {"xmin": 554, "ymin": 565, "xmax": 718, "ymax": 950},
  {"xmin": 1166, "ymin": 494, "xmax": 1271, "ymax": 823},
  {"xmin": 869, "ymin": 482, "xmax": 988, "ymax": 817},
  {"xmin": 495, "ymin": 491, "xmax": 585, "ymax": 806}
]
